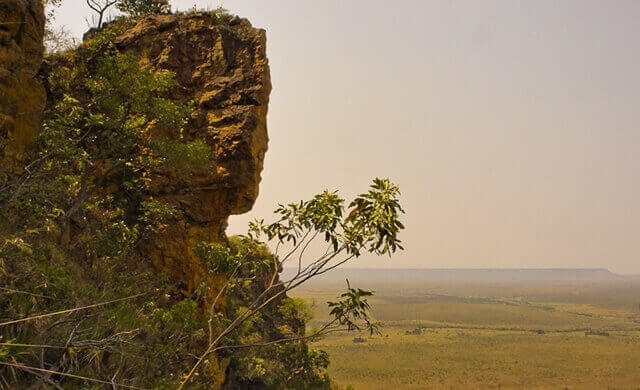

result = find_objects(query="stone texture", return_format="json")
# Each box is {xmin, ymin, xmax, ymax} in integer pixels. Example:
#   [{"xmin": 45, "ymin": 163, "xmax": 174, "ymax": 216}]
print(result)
[
  {"xmin": 0, "ymin": 0, "xmax": 46, "ymax": 181},
  {"xmin": 114, "ymin": 13, "xmax": 271, "ymax": 295}
]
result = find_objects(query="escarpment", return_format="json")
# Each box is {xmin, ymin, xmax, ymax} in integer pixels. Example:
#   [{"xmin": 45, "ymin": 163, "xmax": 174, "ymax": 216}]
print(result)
[
  {"xmin": 113, "ymin": 13, "xmax": 271, "ymax": 293},
  {"xmin": 0, "ymin": 0, "xmax": 46, "ymax": 182}
]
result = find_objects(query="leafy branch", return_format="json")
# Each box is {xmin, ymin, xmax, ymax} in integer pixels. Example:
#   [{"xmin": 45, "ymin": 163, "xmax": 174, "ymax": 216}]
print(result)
[{"xmin": 179, "ymin": 178, "xmax": 404, "ymax": 388}]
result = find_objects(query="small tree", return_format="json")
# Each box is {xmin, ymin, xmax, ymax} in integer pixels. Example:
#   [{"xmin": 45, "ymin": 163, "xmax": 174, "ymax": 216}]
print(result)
[
  {"xmin": 44, "ymin": 0, "xmax": 77, "ymax": 53},
  {"xmin": 45, "ymin": 25, "xmax": 78, "ymax": 53},
  {"xmin": 86, "ymin": 0, "xmax": 117, "ymax": 29},
  {"xmin": 116, "ymin": 0, "xmax": 170, "ymax": 17},
  {"xmin": 180, "ymin": 178, "xmax": 405, "ymax": 388}
]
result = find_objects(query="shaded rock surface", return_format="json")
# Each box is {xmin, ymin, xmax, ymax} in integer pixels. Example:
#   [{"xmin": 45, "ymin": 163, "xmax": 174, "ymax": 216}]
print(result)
[
  {"xmin": 114, "ymin": 13, "xmax": 271, "ymax": 294},
  {"xmin": 0, "ymin": 0, "xmax": 46, "ymax": 181}
]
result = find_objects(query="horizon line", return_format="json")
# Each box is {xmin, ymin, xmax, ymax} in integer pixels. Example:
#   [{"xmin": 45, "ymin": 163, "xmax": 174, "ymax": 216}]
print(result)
[
  {"xmin": 278, "ymin": 267, "xmax": 640, "ymax": 276},
  {"xmin": 282, "ymin": 267, "xmax": 614, "ymax": 271}
]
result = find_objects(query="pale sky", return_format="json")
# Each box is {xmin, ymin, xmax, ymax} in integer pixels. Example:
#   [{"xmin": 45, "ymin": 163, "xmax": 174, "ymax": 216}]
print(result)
[{"xmin": 54, "ymin": 1, "xmax": 640, "ymax": 273}]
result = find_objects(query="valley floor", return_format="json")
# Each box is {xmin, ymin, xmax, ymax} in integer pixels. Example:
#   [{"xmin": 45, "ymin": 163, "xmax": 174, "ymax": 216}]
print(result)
[{"xmin": 294, "ymin": 280, "xmax": 640, "ymax": 389}]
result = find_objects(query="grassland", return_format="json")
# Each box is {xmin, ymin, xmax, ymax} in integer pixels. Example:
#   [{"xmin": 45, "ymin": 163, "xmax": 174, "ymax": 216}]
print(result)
[{"xmin": 293, "ymin": 279, "xmax": 640, "ymax": 389}]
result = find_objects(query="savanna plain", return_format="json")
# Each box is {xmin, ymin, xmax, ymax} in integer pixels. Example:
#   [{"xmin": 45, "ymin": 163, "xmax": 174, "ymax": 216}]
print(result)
[{"xmin": 292, "ymin": 272, "xmax": 640, "ymax": 389}]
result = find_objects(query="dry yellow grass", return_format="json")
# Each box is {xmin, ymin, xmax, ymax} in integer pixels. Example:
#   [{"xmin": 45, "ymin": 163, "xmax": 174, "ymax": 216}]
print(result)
[
  {"xmin": 294, "ymin": 282, "xmax": 640, "ymax": 389},
  {"xmin": 317, "ymin": 328, "xmax": 640, "ymax": 389}
]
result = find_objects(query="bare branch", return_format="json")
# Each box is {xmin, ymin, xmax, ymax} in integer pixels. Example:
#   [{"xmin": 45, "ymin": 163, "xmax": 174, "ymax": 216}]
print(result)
[
  {"xmin": 85, "ymin": 0, "xmax": 117, "ymax": 29},
  {"xmin": 0, "ymin": 293, "xmax": 144, "ymax": 327},
  {"xmin": 212, "ymin": 321, "xmax": 343, "ymax": 354},
  {"xmin": 0, "ymin": 361, "xmax": 148, "ymax": 390},
  {"xmin": 0, "ymin": 287, "xmax": 51, "ymax": 299}
]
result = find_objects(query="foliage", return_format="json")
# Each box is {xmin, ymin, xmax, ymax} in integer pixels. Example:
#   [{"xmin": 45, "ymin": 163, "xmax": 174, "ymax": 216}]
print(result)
[
  {"xmin": 279, "ymin": 297, "xmax": 314, "ymax": 332},
  {"xmin": 249, "ymin": 178, "xmax": 404, "ymax": 258},
  {"xmin": 194, "ymin": 239, "xmax": 274, "ymax": 279},
  {"xmin": 139, "ymin": 198, "xmax": 178, "ymax": 234},
  {"xmin": 182, "ymin": 5, "xmax": 232, "ymax": 22},
  {"xmin": 328, "ymin": 280, "xmax": 380, "ymax": 335},
  {"xmin": 213, "ymin": 237, "xmax": 333, "ymax": 389},
  {"xmin": 0, "ymin": 243, "xmax": 213, "ymax": 388},
  {"xmin": 152, "ymin": 138, "xmax": 211, "ymax": 174},
  {"xmin": 89, "ymin": 220, "xmax": 139, "ymax": 259},
  {"xmin": 193, "ymin": 241, "xmax": 240, "ymax": 275},
  {"xmin": 231, "ymin": 342, "xmax": 332, "ymax": 389},
  {"xmin": 117, "ymin": 0, "xmax": 170, "ymax": 17}
]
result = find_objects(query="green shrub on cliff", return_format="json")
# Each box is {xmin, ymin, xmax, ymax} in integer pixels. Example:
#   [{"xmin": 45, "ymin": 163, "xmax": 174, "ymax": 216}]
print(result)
[
  {"xmin": 117, "ymin": 0, "xmax": 171, "ymax": 17},
  {"xmin": 2, "ymin": 21, "xmax": 205, "ymax": 252}
]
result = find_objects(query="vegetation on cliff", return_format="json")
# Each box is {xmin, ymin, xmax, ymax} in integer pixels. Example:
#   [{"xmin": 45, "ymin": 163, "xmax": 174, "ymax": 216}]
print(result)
[{"xmin": 0, "ymin": 3, "xmax": 405, "ymax": 388}]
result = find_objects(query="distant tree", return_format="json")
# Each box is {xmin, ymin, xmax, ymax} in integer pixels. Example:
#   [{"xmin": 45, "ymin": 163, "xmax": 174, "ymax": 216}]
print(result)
[
  {"xmin": 86, "ymin": 0, "xmax": 117, "ymax": 28},
  {"xmin": 116, "ymin": 0, "xmax": 170, "ymax": 17},
  {"xmin": 44, "ymin": 24, "xmax": 78, "ymax": 53},
  {"xmin": 42, "ymin": 0, "xmax": 63, "ymax": 6},
  {"xmin": 44, "ymin": 0, "xmax": 77, "ymax": 53}
]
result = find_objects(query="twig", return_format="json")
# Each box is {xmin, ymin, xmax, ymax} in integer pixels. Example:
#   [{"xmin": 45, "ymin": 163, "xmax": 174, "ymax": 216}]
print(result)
[
  {"xmin": 0, "ymin": 361, "xmax": 148, "ymax": 389},
  {"xmin": 0, "ymin": 343, "xmax": 67, "ymax": 349},
  {"xmin": 297, "ymin": 231, "xmax": 318, "ymax": 273},
  {"xmin": 0, "ymin": 287, "xmax": 51, "ymax": 299},
  {"xmin": 0, "ymin": 293, "xmax": 145, "ymax": 327},
  {"xmin": 18, "ymin": 363, "xmax": 64, "ymax": 390},
  {"xmin": 207, "ymin": 266, "xmax": 239, "ymax": 345},
  {"xmin": 212, "ymin": 323, "xmax": 342, "ymax": 353}
]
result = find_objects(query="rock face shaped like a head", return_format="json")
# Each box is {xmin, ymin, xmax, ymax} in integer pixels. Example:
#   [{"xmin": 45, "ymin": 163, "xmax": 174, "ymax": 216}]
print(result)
[
  {"xmin": 0, "ymin": 0, "xmax": 46, "ymax": 181},
  {"xmin": 115, "ymin": 13, "xmax": 271, "ymax": 292}
]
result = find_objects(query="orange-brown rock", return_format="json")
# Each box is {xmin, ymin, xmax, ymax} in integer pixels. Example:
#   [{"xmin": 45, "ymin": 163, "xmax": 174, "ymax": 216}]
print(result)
[
  {"xmin": 0, "ymin": 0, "xmax": 46, "ymax": 182},
  {"xmin": 114, "ymin": 13, "xmax": 271, "ymax": 295}
]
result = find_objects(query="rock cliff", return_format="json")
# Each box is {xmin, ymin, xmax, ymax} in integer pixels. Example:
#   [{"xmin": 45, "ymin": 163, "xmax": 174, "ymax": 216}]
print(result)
[
  {"xmin": 0, "ymin": 0, "xmax": 46, "ymax": 181},
  {"xmin": 113, "ymin": 12, "xmax": 271, "ymax": 295},
  {"xmin": 2, "ymin": 6, "xmax": 270, "ymax": 296}
]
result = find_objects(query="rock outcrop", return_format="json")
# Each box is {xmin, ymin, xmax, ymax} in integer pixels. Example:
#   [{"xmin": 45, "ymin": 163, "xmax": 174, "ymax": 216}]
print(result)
[
  {"xmin": 114, "ymin": 13, "xmax": 271, "ymax": 294},
  {"xmin": 1, "ymin": 3, "xmax": 270, "ymax": 301},
  {"xmin": 0, "ymin": 0, "xmax": 46, "ymax": 182}
]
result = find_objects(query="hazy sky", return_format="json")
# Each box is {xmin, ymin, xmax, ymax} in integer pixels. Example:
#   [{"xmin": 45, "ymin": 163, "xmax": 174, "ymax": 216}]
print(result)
[{"xmin": 54, "ymin": 1, "xmax": 640, "ymax": 272}]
